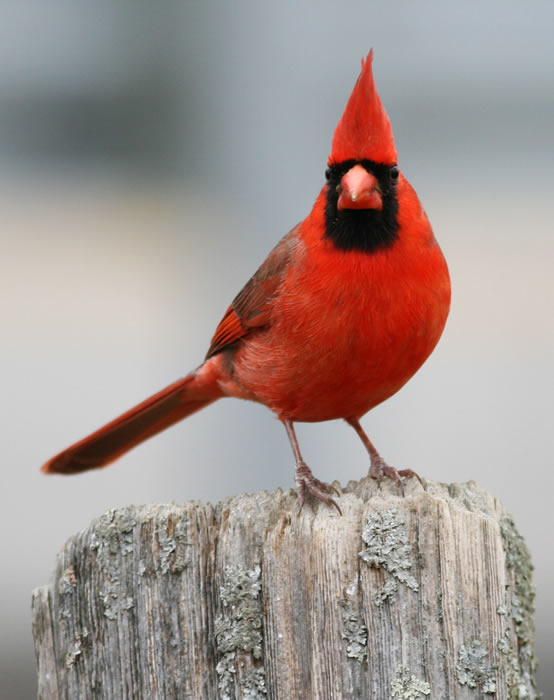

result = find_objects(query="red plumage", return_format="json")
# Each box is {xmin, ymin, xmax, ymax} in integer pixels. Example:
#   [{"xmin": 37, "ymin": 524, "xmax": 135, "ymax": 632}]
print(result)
[
  {"xmin": 43, "ymin": 52, "xmax": 450, "ymax": 511},
  {"xmin": 330, "ymin": 50, "xmax": 397, "ymax": 165}
]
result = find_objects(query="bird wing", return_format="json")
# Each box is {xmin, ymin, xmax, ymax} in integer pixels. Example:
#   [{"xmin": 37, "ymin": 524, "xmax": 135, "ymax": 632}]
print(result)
[{"xmin": 206, "ymin": 225, "xmax": 300, "ymax": 358}]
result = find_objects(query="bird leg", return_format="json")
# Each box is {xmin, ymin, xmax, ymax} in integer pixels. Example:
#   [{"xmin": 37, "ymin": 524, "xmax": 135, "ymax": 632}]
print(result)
[
  {"xmin": 283, "ymin": 420, "xmax": 341, "ymax": 514},
  {"xmin": 346, "ymin": 417, "xmax": 422, "ymax": 495}
]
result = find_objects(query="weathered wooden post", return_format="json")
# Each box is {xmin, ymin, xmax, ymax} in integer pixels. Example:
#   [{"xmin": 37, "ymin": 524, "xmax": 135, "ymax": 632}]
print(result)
[{"xmin": 32, "ymin": 478, "xmax": 537, "ymax": 699}]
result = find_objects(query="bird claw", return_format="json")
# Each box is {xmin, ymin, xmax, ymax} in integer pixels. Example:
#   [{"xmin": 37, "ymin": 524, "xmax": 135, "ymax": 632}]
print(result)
[
  {"xmin": 369, "ymin": 457, "xmax": 422, "ymax": 496},
  {"xmin": 295, "ymin": 462, "xmax": 342, "ymax": 514}
]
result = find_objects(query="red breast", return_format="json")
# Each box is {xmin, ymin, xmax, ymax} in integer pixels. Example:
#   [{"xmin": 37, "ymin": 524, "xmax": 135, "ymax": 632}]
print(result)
[{"xmin": 217, "ymin": 175, "xmax": 450, "ymax": 422}]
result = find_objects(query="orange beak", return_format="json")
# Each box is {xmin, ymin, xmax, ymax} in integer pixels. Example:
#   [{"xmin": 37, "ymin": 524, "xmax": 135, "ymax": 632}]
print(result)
[{"xmin": 337, "ymin": 164, "xmax": 382, "ymax": 211}]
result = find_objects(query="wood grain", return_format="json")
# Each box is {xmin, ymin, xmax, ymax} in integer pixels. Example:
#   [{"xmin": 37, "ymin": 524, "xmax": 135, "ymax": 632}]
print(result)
[{"xmin": 32, "ymin": 478, "xmax": 537, "ymax": 699}]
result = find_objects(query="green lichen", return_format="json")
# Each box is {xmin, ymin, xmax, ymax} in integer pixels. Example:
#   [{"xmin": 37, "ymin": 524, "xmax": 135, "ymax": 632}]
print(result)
[
  {"xmin": 215, "ymin": 564, "xmax": 265, "ymax": 698},
  {"xmin": 456, "ymin": 640, "xmax": 496, "ymax": 694},
  {"xmin": 359, "ymin": 509, "xmax": 419, "ymax": 602},
  {"xmin": 391, "ymin": 665, "xmax": 431, "ymax": 698}
]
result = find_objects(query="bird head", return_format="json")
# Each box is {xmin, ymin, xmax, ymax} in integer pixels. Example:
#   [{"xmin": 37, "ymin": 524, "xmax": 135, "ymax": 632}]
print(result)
[{"xmin": 323, "ymin": 51, "xmax": 401, "ymax": 251}]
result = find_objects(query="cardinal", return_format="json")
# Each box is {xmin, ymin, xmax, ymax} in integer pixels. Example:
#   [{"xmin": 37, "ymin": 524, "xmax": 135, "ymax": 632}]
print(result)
[{"xmin": 43, "ymin": 51, "xmax": 451, "ymax": 512}]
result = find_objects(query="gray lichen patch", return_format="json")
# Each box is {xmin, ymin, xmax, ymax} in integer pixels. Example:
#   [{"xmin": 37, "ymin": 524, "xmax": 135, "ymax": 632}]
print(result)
[
  {"xmin": 499, "ymin": 515, "xmax": 537, "ymax": 698},
  {"xmin": 215, "ymin": 563, "xmax": 265, "ymax": 698},
  {"xmin": 156, "ymin": 514, "xmax": 189, "ymax": 574},
  {"xmin": 500, "ymin": 516, "xmax": 535, "ymax": 656},
  {"xmin": 215, "ymin": 564, "xmax": 263, "ymax": 658},
  {"xmin": 156, "ymin": 527, "xmax": 176, "ymax": 574},
  {"xmin": 58, "ymin": 566, "xmax": 77, "ymax": 595},
  {"xmin": 340, "ymin": 598, "xmax": 368, "ymax": 663},
  {"xmin": 500, "ymin": 516, "xmax": 535, "ymax": 635},
  {"xmin": 219, "ymin": 564, "xmax": 262, "ymax": 613},
  {"xmin": 98, "ymin": 581, "xmax": 134, "ymax": 621},
  {"xmin": 372, "ymin": 578, "xmax": 398, "ymax": 607},
  {"xmin": 496, "ymin": 635, "xmax": 531, "ymax": 699},
  {"xmin": 359, "ymin": 508, "xmax": 419, "ymax": 600},
  {"xmin": 456, "ymin": 640, "xmax": 496, "ymax": 694},
  {"xmin": 89, "ymin": 508, "xmax": 137, "ymax": 619},
  {"xmin": 89, "ymin": 508, "xmax": 136, "ymax": 576},
  {"xmin": 391, "ymin": 665, "xmax": 431, "ymax": 698},
  {"xmin": 240, "ymin": 667, "xmax": 268, "ymax": 698},
  {"xmin": 215, "ymin": 651, "xmax": 237, "ymax": 699}
]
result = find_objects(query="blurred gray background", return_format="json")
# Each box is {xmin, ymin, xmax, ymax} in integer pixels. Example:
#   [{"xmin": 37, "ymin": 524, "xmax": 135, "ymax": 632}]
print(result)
[{"xmin": 1, "ymin": 1, "xmax": 553, "ymax": 696}]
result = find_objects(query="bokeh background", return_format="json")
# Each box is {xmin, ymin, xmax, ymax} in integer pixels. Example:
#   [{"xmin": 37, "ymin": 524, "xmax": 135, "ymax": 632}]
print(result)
[{"xmin": 2, "ymin": 1, "xmax": 553, "ymax": 696}]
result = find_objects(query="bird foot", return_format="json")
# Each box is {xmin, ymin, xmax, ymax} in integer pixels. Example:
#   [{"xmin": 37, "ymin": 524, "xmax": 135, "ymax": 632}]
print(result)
[
  {"xmin": 369, "ymin": 456, "xmax": 422, "ymax": 496},
  {"xmin": 295, "ymin": 461, "xmax": 341, "ymax": 514}
]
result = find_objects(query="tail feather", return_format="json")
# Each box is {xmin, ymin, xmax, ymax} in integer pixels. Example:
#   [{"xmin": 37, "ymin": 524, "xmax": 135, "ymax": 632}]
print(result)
[{"xmin": 42, "ymin": 374, "xmax": 217, "ymax": 474}]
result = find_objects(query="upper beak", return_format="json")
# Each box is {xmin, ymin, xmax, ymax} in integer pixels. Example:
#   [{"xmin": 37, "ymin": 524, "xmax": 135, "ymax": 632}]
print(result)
[{"xmin": 337, "ymin": 164, "xmax": 383, "ymax": 211}]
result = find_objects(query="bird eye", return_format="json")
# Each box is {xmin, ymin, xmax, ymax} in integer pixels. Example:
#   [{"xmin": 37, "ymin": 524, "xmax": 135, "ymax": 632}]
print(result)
[
  {"xmin": 325, "ymin": 168, "xmax": 331, "ymax": 181},
  {"xmin": 390, "ymin": 165, "xmax": 399, "ymax": 181}
]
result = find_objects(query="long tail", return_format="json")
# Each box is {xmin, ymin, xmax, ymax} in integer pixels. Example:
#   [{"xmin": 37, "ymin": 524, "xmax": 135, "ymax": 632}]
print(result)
[{"xmin": 42, "ymin": 373, "xmax": 218, "ymax": 475}]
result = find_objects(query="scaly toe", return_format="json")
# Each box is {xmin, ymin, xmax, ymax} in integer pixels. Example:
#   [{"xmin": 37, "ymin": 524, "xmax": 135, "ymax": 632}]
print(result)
[
  {"xmin": 306, "ymin": 479, "xmax": 342, "ymax": 514},
  {"xmin": 295, "ymin": 462, "xmax": 342, "ymax": 514},
  {"xmin": 397, "ymin": 468, "xmax": 424, "ymax": 488},
  {"xmin": 369, "ymin": 460, "xmax": 422, "ymax": 496}
]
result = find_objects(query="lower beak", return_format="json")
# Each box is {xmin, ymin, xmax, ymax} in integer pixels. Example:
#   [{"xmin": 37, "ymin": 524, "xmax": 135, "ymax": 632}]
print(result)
[{"xmin": 337, "ymin": 164, "xmax": 383, "ymax": 211}]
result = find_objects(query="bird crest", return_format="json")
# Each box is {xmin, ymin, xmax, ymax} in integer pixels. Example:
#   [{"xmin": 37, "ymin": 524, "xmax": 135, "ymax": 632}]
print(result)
[{"xmin": 329, "ymin": 50, "xmax": 397, "ymax": 166}]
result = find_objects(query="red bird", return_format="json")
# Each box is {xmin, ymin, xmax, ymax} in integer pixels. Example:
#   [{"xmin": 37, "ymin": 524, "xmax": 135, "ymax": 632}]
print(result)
[{"xmin": 43, "ymin": 52, "xmax": 451, "ymax": 511}]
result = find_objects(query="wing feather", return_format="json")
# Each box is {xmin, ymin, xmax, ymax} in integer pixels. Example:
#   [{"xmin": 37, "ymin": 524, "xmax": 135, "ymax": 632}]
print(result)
[{"xmin": 206, "ymin": 225, "xmax": 300, "ymax": 358}]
